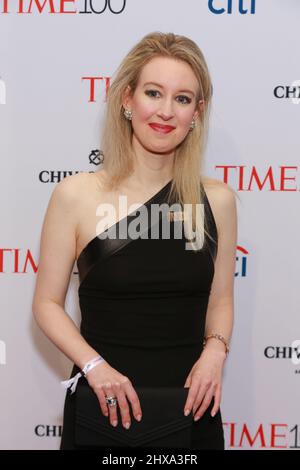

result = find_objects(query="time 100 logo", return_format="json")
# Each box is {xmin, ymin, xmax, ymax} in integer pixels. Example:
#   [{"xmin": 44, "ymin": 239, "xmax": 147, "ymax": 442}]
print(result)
[
  {"xmin": 208, "ymin": 0, "xmax": 256, "ymax": 15},
  {"xmin": 79, "ymin": 0, "xmax": 126, "ymax": 14}
]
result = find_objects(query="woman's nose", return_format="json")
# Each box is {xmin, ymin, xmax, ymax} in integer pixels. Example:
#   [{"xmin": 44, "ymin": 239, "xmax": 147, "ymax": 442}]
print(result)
[{"xmin": 157, "ymin": 98, "xmax": 175, "ymax": 120}]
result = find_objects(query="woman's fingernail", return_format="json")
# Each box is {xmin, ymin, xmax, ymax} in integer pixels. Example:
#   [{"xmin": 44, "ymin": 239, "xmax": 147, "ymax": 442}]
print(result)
[
  {"xmin": 194, "ymin": 415, "xmax": 200, "ymax": 421},
  {"xmin": 136, "ymin": 414, "xmax": 142, "ymax": 421},
  {"xmin": 124, "ymin": 422, "xmax": 130, "ymax": 429},
  {"xmin": 112, "ymin": 420, "xmax": 118, "ymax": 427},
  {"xmin": 211, "ymin": 411, "xmax": 216, "ymax": 417},
  {"xmin": 184, "ymin": 409, "xmax": 190, "ymax": 416}
]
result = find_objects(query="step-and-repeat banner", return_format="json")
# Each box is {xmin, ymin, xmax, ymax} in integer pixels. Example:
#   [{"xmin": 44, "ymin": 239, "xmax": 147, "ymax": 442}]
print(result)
[{"xmin": 0, "ymin": 0, "xmax": 299, "ymax": 450}]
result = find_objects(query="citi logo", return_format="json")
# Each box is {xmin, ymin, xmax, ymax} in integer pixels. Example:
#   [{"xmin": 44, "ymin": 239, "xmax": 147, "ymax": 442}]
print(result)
[
  {"xmin": 208, "ymin": 0, "xmax": 256, "ymax": 15},
  {"xmin": 0, "ymin": 77, "xmax": 6, "ymax": 104},
  {"xmin": 236, "ymin": 245, "xmax": 248, "ymax": 277},
  {"xmin": 0, "ymin": 340, "xmax": 6, "ymax": 365},
  {"xmin": 0, "ymin": 0, "xmax": 127, "ymax": 14}
]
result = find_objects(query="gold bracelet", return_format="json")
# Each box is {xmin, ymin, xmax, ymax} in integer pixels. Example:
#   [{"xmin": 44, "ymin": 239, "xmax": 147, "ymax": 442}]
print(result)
[{"xmin": 203, "ymin": 333, "xmax": 229, "ymax": 355}]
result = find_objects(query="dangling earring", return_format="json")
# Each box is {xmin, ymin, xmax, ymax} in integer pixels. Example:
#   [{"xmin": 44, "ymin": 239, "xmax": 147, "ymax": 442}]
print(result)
[
  {"xmin": 189, "ymin": 119, "xmax": 196, "ymax": 131},
  {"xmin": 123, "ymin": 108, "xmax": 132, "ymax": 120}
]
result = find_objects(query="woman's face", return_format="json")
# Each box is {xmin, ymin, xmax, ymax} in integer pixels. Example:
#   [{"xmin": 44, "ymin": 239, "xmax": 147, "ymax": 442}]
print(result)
[{"xmin": 123, "ymin": 56, "xmax": 204, "ymax": 156}]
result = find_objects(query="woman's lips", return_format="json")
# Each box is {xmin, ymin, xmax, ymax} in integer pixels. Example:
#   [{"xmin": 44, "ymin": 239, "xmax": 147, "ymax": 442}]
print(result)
[{"xmin": 148, "ymin": 123, "xmax": 176, "ymax": 134}]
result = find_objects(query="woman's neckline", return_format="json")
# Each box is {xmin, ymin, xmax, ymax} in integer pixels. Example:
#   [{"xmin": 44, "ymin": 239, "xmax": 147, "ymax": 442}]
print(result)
[{"xmin": 76, "ymin": 178, "xmax": 173, "ymax": 264}]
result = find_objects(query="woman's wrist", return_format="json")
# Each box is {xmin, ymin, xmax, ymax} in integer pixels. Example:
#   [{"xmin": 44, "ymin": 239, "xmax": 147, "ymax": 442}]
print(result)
[
  {"xmin": 202, "ymin": 338, "xmax": 227, "ymax": 358},
  {"xmin": 77, "ymin": 350, "xmax": 102, "ymax": 370},
  {"xmin": 61, "ymin": 354, "xmax": 106, "ymax": 394},
  {"xmin": 203, "ymin": 333, "xmax": 229, "ymax": 356}
]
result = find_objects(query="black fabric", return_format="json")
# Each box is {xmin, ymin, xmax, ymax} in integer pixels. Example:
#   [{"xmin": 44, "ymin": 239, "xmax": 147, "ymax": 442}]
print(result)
[
  {"xmin": 76, "ymin": 179, "xmax": 175, "ymax": 285},
  {"xmin": 60, "ymin": 179, "xmax": 224, "ymax": 450},
  {"xmin": 75, "ymin": 382, "xmax": 193, "ymax": 449}
]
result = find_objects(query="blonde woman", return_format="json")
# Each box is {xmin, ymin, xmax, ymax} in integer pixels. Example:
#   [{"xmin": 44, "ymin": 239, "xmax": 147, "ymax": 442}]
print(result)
[{"xmin": 32, "ymin": 32, "xmax": 237, "ymax": 450}]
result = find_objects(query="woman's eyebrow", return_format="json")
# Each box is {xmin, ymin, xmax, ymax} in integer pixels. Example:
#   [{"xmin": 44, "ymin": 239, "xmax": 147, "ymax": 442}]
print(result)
[{"xmin": 143, "ymin": 82, "xmax": 195, "ymax": 97}]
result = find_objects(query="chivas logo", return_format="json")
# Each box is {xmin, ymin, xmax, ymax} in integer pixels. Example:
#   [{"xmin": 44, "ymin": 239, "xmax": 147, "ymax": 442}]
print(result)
[
  {"xmin": 274, "ymin": 81, "xmax": 300, "ymax": 105},
  {"xmin": 35, "ymin": 425, "xmax": 62, "ymax": 437}
]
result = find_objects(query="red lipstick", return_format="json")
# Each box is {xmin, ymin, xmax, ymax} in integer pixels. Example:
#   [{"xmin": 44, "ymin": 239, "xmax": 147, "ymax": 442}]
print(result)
[{"xmin": 149, "ymin": 123, "xmax": 176, "ymax": 134}]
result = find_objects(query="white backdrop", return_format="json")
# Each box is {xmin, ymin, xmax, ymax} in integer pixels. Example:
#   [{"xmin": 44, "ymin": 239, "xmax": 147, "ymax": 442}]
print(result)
[{"xmin": 0, "ymin": 0, "xmax": 299, "ymax": 450}]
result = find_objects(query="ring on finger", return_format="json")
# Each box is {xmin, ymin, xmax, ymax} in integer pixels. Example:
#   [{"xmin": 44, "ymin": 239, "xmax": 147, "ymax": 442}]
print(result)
[{"xmin": 105, "ymin": 396, "xmax": 118, "ymax": 407}]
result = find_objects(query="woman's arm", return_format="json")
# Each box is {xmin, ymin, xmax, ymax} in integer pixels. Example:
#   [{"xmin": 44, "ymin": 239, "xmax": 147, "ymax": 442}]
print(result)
[
  {"xmin": 183, "ymin": 179, "xmax": 237, "ymax": 419},
  {"xmin": 32, "ymin": 175, "xmax": 99, "ymax": 369},
  {"xmin": 203, "ymin": 179, "xmax": 237, "ymax": 354},
  {"xmin": 32, "ymin": 174, "xmax": 144, "ymax": 427}
]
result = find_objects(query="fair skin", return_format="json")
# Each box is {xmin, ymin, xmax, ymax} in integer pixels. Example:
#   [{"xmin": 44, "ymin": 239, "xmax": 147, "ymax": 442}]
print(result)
[{"xmin": 32, "ymin": 56, "xmax": 236, "ymax": 430}]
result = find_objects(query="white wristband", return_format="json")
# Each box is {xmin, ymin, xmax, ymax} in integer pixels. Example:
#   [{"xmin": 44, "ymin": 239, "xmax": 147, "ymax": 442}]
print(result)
[{"xmin": 61, "ymin": 355, "xmax": 105, "ymax": 394}]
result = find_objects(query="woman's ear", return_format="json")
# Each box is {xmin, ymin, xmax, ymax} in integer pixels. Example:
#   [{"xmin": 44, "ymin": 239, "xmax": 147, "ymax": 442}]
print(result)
[
  {"xmin": 122, "ymin": 85, "xmax": 132, "ymax": 109},
  {"xmin": 193, "ymin": 99, "xmax": 205, "ymax": 120},
  {"xmin": 199, "ymin": 99, "xmax": 205, "ymax": 114}
]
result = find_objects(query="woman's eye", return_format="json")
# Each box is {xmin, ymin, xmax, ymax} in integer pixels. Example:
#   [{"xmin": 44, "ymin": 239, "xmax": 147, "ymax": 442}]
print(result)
[
  {"xmin": 145, "ymin": 90, "xmax": 191, "ymax": 104},
  {"xmin": 177, "ymin": 95, "xmax": 192, "ymax": 104},
  {"xmin": 145, "ymin": 90, "xmax": 160, "ymax": 98}
]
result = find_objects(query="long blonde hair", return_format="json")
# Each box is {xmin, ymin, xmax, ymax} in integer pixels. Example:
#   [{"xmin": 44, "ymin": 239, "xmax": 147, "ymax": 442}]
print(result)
[{"xmin": 100, "ymin": 31, "xmax": 216, "ymax": 253}]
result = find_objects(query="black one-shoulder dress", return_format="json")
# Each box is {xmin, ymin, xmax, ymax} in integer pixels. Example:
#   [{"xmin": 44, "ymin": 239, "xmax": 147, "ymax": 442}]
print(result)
[{"xmin": 60, "ymin": 180, "xmax": 224, "ymax": 450}]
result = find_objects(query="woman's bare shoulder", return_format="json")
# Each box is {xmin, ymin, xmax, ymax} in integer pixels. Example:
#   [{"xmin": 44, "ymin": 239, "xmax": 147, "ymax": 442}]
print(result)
[
  {"xmin": 202, "ymin": 177, "xmax": 236, "ymax": 201},
  {"xmin": 202, "ymin": 176, "xmax": 233, "ymax": 192},
  {"xmin": 48, "ymin": 172, "xmax": 99, "ymax": 224},
  {"xmin": 54, "ymin": 172, "xmax": 94, "ymax": 193},
  {"xmin": 51, "ymin": 171, "xmax": 103, "ymax": 205},
  {"xmin": 201, "ymin": 177, "xmax": 237, "ymax": 233}
]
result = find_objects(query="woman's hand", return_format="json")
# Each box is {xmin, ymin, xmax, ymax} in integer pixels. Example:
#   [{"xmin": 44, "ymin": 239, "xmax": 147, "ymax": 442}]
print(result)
[
  {"xmin": 183, "ymin": 343, "xmax": 227, "ymax": 420},
  {"xmin": 86, "ymin": 361, "xmax": 142, "ymax": 430}
]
